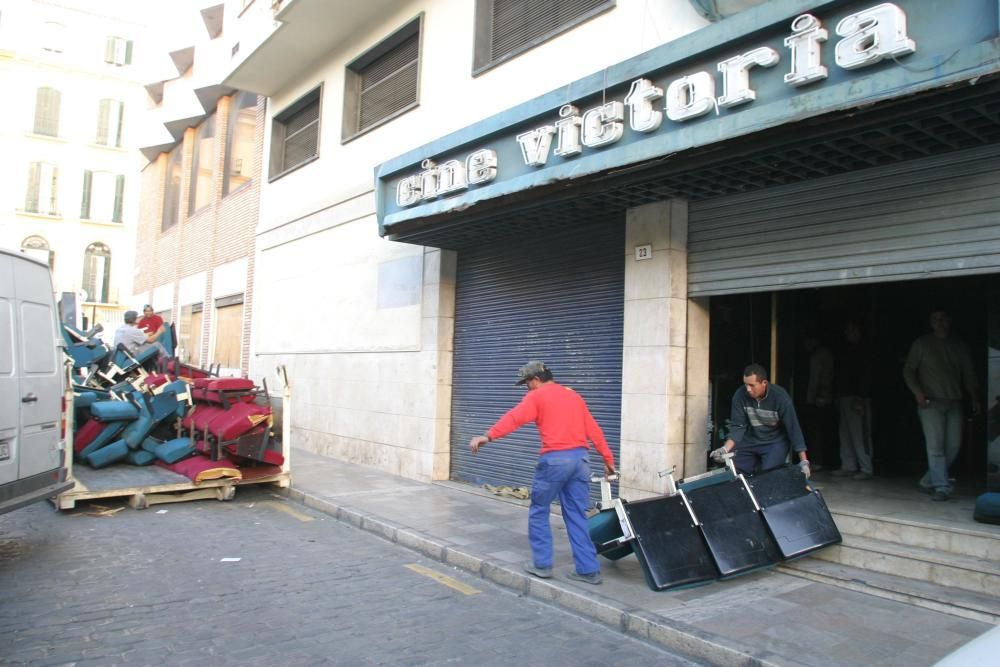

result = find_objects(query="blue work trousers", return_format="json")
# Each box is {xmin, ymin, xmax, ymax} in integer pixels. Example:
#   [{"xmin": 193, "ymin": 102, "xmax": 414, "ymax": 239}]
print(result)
[
  {"xmin": 529, "ymin": 449, "xmax": 599, "ymax": 575},
  {"xmin": 917, "ymin": 399, "xmax": 963, "ymax": 494},
  {"xmin": 733, "ymin": 441, "xmax": 790, "ymax": 477}
]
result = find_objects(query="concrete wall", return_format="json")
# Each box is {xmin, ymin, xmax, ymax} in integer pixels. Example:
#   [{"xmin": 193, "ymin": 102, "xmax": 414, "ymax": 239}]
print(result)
[{"xmin": 247, "ymin": 0, "xmax": 709, "ymax": 483}]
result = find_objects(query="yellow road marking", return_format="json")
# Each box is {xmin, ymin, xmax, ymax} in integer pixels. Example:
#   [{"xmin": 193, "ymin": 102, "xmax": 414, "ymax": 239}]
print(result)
[
  {"xmin": 405, "ymin": 564, "xmax": 481, "ymax": 595},
  {"xmin": 261, "ymin": 501, "xmax": 315, "ymax": 522}
]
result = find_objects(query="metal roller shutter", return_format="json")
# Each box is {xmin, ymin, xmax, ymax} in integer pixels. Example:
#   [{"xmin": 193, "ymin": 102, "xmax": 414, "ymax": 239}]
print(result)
[
  {"xmin": 450, "ymin": 219, "xmax": 624, "ymax": 495},
  {"xmin": 688, "ymin": 144, "xmax": 1000, "ymax": 296}
]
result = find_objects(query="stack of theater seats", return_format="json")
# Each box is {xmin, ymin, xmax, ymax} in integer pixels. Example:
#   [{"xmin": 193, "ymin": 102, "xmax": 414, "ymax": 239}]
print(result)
[
  {"xmin": 181, "ymin": 377, "xmax": 284, "ymax": 468},
  {"xmin": 65, "ymin": 320, "xmax": 282, "ymax": 481},
  {"xmin": 74, "ymin": 376, "xmax": 193, "ymax": 469}
]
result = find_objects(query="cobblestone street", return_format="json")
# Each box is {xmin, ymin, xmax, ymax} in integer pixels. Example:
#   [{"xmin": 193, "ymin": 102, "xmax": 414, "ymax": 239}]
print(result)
[{"xmin": 0, "ymin": 488, "xmax": 699, "ymax": 666}]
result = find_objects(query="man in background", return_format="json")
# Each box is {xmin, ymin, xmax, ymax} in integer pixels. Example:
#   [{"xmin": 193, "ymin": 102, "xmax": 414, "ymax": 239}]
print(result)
[{"xmin": 903, "ymin": 309, "xmax": 980, "ymax": 501}]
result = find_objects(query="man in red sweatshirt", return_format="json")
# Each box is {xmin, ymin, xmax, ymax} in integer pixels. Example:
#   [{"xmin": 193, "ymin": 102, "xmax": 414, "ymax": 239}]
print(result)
[{"xmin": 469, "ymin": 360, "xmax": 616, "ymax": 585}]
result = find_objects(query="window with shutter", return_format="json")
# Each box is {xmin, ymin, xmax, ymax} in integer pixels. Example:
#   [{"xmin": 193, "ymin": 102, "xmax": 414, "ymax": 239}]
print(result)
[
  {"xmin": 20, "ymin": 236, "xmax": 54, "ymax": 269},
  {"xmin": 189, "ymin": 115, "xmax": 216, "ymax": 213},
  {"xmin": 342, "ymin": 17, "xmax": 421, "ymax": 143},
  {"xmin": 81, "ymin": 243, "xmax": 111, "ymax": 304},
  {"xmin": 80, "ymin": 170, "xmax": 92, "ymax": 218},
  {"xmin": 162, "ymin": 146, "xmax": 182, "ymax": 231},
  {"xmin": 269, "ymin": 86, "xmax": 321, "ymax": 180},
  {"xmin": 105, "ymin": 36, "xmax": 132, "ymax": 65},
  {"xmin": 81, "ymin": 171, "xmax": 123, "ymax": 222},
  {"xmin": 33, "ymin": 87, "xmax": 61, "ymax": 136},
  {"xmin": 25, "ymin": 162, "xmax": 58, "ymax": 215},
  {"xmin": 224, "ymin": 92, "xmax": 258, "ymax": 195},
  {"xmin": 473, "ymin": 0, "xmax": 614, "ymax": 74},
  {"xmin": 96, "ymin": 99, "xmax": 124, "ymax": 146}
]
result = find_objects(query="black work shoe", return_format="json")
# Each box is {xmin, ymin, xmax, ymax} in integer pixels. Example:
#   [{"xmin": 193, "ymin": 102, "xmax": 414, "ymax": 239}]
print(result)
[
  {"xmin": 522, "ymin": 561, "xmax": 553, "ymax": 579},
  {"xmin": 930, "ymin": 490, "xmax": 951, "ymax": 502},
  {"xmin": 566, "ymin": 570, "xmax": 602, "ymax": 585}
]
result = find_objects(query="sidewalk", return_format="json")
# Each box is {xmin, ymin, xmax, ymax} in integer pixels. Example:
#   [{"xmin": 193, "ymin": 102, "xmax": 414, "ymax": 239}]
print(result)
[{"xmin": 284, "ymin": 449, "xmax": 992, "ymax": 667}]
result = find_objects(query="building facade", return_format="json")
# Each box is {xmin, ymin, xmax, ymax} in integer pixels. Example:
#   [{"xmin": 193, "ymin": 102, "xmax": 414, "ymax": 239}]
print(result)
[
  {"xmin": 219, "ymin": 0, "xmax": 999, "ymax": 502},
  {"xmin": 134, "ymin": 4, "xmax": 263, "ymax": 377},
  {"xmin": 0, "ymin": 0, "xmax": 151, "ymax": 329}
]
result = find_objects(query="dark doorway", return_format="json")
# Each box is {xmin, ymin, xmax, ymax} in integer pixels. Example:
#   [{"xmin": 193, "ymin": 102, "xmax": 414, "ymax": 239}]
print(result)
[{"xmin": 709, "ymin": 274, "xmax": 996, "ymax": 494}]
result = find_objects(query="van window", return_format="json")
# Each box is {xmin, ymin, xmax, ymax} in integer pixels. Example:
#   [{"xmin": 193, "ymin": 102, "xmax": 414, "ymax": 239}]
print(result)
[
  {"xmin": 0, "ymin": 299, "xmax": 12, "ymax": 375},
  {"xmin": 21, "ymin": 302, "xmax": 56, "ymax": 374}
]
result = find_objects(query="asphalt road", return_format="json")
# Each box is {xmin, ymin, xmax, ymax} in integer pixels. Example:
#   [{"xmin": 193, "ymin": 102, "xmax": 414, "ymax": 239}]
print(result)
[{"xmin": 0, "ymin": 487, "xmax": 701, "ymax": 666}]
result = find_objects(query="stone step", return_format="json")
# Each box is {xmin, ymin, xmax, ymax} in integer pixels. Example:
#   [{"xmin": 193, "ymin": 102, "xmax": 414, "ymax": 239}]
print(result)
[
  {"xmin": 780, "ymin": 558, "xmax": 1000, "ymax": 624},
  {"xmin": 830, "ymin": 509, "xmax": 1000, "ymax": 561},
  {"xmin": 808, "ymin": 533, "xmax": 1000, "ymax": 597}
]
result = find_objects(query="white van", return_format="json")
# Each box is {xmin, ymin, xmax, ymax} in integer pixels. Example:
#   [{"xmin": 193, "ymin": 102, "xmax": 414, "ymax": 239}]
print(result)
[{"xmin": 0, "ymin": 248, "xmax": 73, "ymax": 514}]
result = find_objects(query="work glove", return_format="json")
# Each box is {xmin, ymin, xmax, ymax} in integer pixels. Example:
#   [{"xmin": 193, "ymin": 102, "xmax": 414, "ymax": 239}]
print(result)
[
  {"xmin": 798, "ymin": 460, "xmax": 811, "ymax": 480},
  {"xmin": 709, "ymin": 446, "xmax": 730, "ymax": 463}
]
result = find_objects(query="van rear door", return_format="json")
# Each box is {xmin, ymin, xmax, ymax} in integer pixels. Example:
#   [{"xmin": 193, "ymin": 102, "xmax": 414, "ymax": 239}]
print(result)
[
  {"xmin": 0, "ymin": 250, "xmax": 71, "ymax": 514},
  {"xmin": 14, "ymin": 255, "xmax": 64, "ymax": 478},
  {"xmin": 0, "ymin": 255, "xmax": 18, "ymax": 489}
]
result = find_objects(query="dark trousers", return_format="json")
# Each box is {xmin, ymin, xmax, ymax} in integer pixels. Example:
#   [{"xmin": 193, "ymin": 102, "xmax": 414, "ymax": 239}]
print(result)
[{"xmin": 733, "ymin": 442, "xmax": 790, "ymax": 477}]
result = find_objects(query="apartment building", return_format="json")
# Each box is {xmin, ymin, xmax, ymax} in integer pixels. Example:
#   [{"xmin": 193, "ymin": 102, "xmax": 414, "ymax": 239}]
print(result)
[
  {"xmin": 0, "ymin": 0, "xmax": 151, "ymax": 328},
  {"xmin": 134, "ymin": 3, "xmax": 263, "ymax": 376},
  {"xmin": 212, "ymin": 0, "xmax": 999, "ymax": 502}
]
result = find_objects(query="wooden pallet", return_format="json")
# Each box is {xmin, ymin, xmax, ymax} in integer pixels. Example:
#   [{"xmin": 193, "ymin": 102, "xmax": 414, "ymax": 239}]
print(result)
[{"xmin": 54, "ymin": 464, "xmax": 289, "ymax": 510}]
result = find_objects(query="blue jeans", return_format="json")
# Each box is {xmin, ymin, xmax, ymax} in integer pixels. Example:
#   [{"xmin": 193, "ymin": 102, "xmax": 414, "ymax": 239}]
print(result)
[
  {"xmin": 733, "ymin": 441, "xmax": 790, "ymax": 477},
  {"xmin": 917, "ymin": 399, "xmax": 963, "ymax": 493},
  {"xmin": 529, "ymin": 449, "xmax": 599, "ymax": 575}
]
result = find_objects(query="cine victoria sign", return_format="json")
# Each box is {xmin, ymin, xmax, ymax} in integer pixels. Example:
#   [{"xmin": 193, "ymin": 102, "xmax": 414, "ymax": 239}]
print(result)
[{"xmin": 375, "ymin": 0, "xmax": 1000, "ymax": 234}]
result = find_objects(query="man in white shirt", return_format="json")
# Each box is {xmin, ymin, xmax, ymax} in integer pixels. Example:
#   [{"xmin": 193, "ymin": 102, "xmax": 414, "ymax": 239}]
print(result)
[{"xmin": 113, "ymin": 310, "xmax": 164, "ymax": 358}]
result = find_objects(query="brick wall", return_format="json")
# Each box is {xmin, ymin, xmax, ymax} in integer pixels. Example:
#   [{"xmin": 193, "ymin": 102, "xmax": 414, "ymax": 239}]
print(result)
[{"xmin": 134, "ymin": 93, "xmax": 265, "ymax": 376}]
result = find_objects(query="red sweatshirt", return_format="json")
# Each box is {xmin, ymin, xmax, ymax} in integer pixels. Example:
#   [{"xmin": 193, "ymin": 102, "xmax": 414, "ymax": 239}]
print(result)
[{"xmin": 486, "ymin": 382, "xmax": 615, "ymax": 468}]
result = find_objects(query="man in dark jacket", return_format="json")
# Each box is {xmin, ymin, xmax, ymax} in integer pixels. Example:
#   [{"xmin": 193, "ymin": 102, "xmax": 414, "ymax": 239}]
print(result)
[{"xmin": 711, "ymin": 363, "xmax": 811, "ymax": 478}]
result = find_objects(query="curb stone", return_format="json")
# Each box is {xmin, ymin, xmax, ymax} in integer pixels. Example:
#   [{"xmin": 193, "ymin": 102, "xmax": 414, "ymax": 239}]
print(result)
[{"xmin": 283, "ymin": 486, "xmax": 780, "ymax": 667}]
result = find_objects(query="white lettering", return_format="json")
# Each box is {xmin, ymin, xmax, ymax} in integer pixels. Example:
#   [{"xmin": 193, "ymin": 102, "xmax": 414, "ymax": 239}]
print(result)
[
  {"xmin": 419, "ymin": 159, "xmax": 440, "ymax": 200},
  {"xmin": 581, "ymin": 102, "xmax": 625, "ymax": 147},
  {"xmin": 835, "ymin": 2, "xmax": 915, "ymax": 70},
  {"xmin": 784, "ymin": 14, "xmax": 828, "ymax": 87},
  {"xmin": 396, "ymin": 175, "xmax": 422, "ymax": 207},
  {"xmin": 466, "ymin": 149, "xmax": 497, "ymax": 184},
  {"xmin": 553, "ymin": 105, "xmax": 583, "ymax": 157},
  {"xmin": 516, "ymin": 126, "xmax": 555, "ymax": 166},
  {"xmin": 624, "ymin": 78, "xmax": 664, "ymax": 133},
  {"xmin": 435, "ymin": 160, "xmax": 467, "ymax": 195},
  {"xmin": 392, "ymin": 3, "xmax": 922, "ymax": 196},
  {"xmin": 717, "ymin": 47, "xmax": 780, "ymax": 108},
  {"xmin": 666, "ymin": 72, "xmax": 715, "ymax": 122}
]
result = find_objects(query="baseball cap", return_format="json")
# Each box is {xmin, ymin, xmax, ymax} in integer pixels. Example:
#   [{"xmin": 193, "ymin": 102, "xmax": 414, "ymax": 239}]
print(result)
[{"xmin": 515, "ymin": 360, "xmax": 549, "ymax": 386}]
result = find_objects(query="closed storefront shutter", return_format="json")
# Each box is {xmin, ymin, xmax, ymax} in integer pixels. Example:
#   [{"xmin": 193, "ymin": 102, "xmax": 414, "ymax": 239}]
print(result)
[
  {"xmin": 688, "ymin": 144, "xmax": 1000, "ymax": 296},
  {"xmin": 450, "ymin": 220, "xmax": 624, "ymax": 493}
]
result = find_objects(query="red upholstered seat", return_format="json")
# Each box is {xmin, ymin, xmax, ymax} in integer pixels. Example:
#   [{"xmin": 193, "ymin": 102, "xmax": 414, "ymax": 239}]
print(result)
[
  {"xmin": 183, "ymin": 405, "xmax": 225, "ymax": 432},
  {"xmin": 205, "ymin": 403, "xmax": 271, "ymax": 441},
  {"xmin": 74, "ymin": 418, "xmax": 105, "ymax": 453},
  {"xmin": 192, "ymin": 377, "xmax": 257, "ymax": 405},
  {"xmin": 225, "ymin": 443, "xmax": 284, "ymax": 467}
]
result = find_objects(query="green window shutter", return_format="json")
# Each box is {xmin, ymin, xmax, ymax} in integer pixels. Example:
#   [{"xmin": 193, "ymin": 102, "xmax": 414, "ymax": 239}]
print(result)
[
  {"xmin": 81, "ymin": 170, "xmax": 92, "ymax": 219},
  {"xmin": 113, "ymin": 175, "xmax": 124, "ymax": 222},
  {"xmin": 34, "ymin": 88, "xmax": 60, "ymax": 136},
  {"xmin": 125, "ymin": 40, "xmax": 133, "ymax": 65},
  {"xmin": 115, "ymin": 102, "xmax": 125, "ymax": 147},
  {"xmin": 26, "ymin": 163, "xmax": 40, "ymax": 213},
  {"xmin": 96, "ymin": 99, "xmax": 110, "ymax": 145},
  {"xmin": 48, "ymin": 166, "xmax": 59, "ymax": 215}
]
